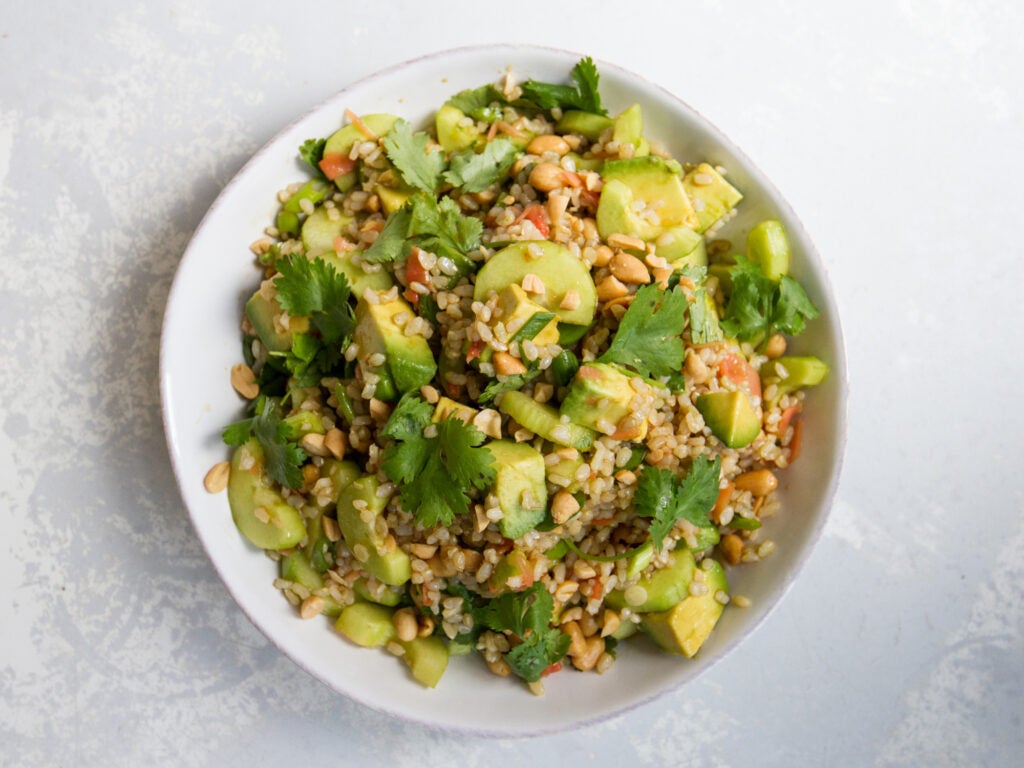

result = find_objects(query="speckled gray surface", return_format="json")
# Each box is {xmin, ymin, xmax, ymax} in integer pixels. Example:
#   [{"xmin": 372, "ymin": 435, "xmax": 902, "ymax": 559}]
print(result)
[{"xmin": 2, "ymin": 1, "xmax": 1022, "ymax": 765}]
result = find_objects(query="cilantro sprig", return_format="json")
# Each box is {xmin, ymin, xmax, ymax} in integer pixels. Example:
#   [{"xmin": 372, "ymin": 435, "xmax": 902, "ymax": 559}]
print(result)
[
  {"xmin": 634, "ymin": 456, "xmax": 722, "ymax": 549},
  {"xmin": 447, "ymin": 84, "xmax": 507, "ymax": 122},
  {"xmin": 298, "ymin": 137, "xmax": 327, "ymax": 177},
  {"xmin": 520, "ymin": 57, "xmax": 607, "ymax": 116},
  {"xmin": 222, "ymin": 396, "xmax": 307, "ymax": 490},
  {"xmin": 482, "ymin": 584, "xmax": 570, "ymax": 683},
  {"xmin": 444, "ymin": 138, "xmax": 520, "ymax": 193},
  {"xmin": 599, "ymin": 283, "xmax": 688, "ymax": 378},
  {"xmin": 382, "ymin": 119, "xmax": 447, "ymax": 194},
  {"xmin": 720, "ymin": 257, "xmax": 819, "ymax": 346},
  {"xmin": 380, "ymin": 394, "xmax": 496, "ymax": 528}
]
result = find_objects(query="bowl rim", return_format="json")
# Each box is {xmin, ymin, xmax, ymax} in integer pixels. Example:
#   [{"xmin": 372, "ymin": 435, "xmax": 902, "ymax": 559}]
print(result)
[{"xmin": 160, "ymin": 43, "xmax": 848, "ymax": 737}]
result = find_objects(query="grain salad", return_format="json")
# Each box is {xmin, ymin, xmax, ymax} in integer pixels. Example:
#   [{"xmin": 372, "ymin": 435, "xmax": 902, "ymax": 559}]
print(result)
[{"xmin": 211, "ymin": 57, "xmax": 829, "ymax": 693}]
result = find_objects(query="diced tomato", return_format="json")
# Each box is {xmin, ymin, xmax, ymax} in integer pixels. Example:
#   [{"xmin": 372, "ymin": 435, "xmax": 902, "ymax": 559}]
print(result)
[
  {"xmin": 588, "ymin": 579, "xmax": 603, "ymax": 600},
  {"xmin": 403, "ymin": 288, "xmax": 420, "ymax": 307},
  {"xmin": 406, "ymin": 248, "xmax": 430, "ymax": 288},
  {"xmin": 789, "ymin": 419, "xmax": 804, "ymax": 462},
  {"xmin": 318, "ymin": 152, "xmax": 356, "ymax": 181},
  {"xmin": 777, "ymin": 405, "xmax": 799, "ymax": 437},
  {"xmin": 542, "ymin": 662, "xmax": 563, "ymax": 677},
  {"xmin": 719, "ymin": 352, "xmax": 762, "ymax": 399},
  {"xmin": 522, "ymin": 204, "xmax": 550, "ymax": 238},
  {"xmin": 466, "ymin": 340, "xmax": 485, "ymax": 363},
  {"xmin": 713, "ymin": 482, "xmax": 734, "ymax": 518}
]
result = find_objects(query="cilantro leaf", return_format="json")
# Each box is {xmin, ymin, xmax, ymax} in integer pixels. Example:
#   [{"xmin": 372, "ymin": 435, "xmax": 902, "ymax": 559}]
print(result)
[
  {"xmin": 689, "ymin": 287, "xmax": 724, "ymax": 345},
  {"xmin": 634, "ymin": 456, "xmax": 722, "ymax": 549},
  {"xmin": 273, "ymin": 255, "xmax": 354, "ymax": 343},
  {"xmin": 443, "ymin": 138, "xmax": 520, "ymax": 193},
  {"xmin": 482, "ymin": 584, "xmax": 569, "ymax": 683},
  {"xmin": 362, "ymin": 207, "xmax": 411, "ymax": 265},
  {"xmin": 599, "ymin": 283, "xmax": 687, "ymax": 378},
  {"xmin": 299, "ymin": 137, "xmax": 327, "ymax": 177},
  {"xmin": 477, "ymin": 368, "xmax": 542, "ymax": 405},
  {"xmin": 407, "ymin": 192, "xmax": 483, "ymax": 268},
  {"xmin": 507, "ymin": 630, "xmax": 571, "ymax": 683},
  {"xmin": 720, "ymin": 257, "xmax": 819, "ymax": 345},
  {"xmin": 772, "ymin": 275, "xmax": 820, "ymax": 336},
  {"xmin": 520, "ymin": 57, "xmax": 607, "ymax": 116},
  {"xmin": 221, "ymin": 396, "xmax": 307, "ymax": 490},
  {"xmin": 381, "ymin": 404, "xmax": 496, "ymax": 528},
  {"xmin": 382, "ymin": 119, "xmax": 447, "ymax": 194},
  {"xmin": 447, "ymin": 85, "xmax": 506, "ymax": 122}
]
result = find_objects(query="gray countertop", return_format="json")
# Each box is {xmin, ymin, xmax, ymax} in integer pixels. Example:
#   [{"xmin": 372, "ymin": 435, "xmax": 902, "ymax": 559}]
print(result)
[{"xmin": 2, "ymin": 1, "xmax": 1021, "ymax": 765}]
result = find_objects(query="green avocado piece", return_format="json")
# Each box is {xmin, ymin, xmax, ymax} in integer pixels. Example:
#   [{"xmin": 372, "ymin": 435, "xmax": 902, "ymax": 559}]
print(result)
[
  {"xmin": 655, "ymin": 225, "xmax": 708, "ymax": 269},
  {"xmin": 545, "ymin": 453, "xmax": 585, "ymax": 493},
  {"xmin": 499, "ymin": 390, "xmax": 595, "ymax": 451},
  {"xmin": 498, "ymin": 284, "xmax": 560, "ymax": 346},
  {"xmin": 319, "ymin": 250, "xmax": 394, "ymax": 301},
  {"xmin": 761, "ymin": 355, "xmax": 830, "ymax": 400},
  {"xmin": 334, "ymin": 602, "xmax": 396, "ymax": 647},
  {"xmin": 597, "ymin": 157, "xmax": 697, "ymax": 241},
  {"xmin": 473, "ymin": 241, "xmax": 597, "ymax": 327},
  {"xmin": 489, "ymin": 549, "xmax": 534, "ymax": 593},
  {"xmin": 336, "ymin": 475, "xmax": 411, "ymax": 586},
  {"xmin": 747, "ymin": 219, "xmax": 790, "ymax": 280},
  {"xmin": 611, "ymin": 104, "xmax": 650, "ymax": 157},
  {"xmin": 245, "ymin": 289, "xmax": 310, "ymax": 353},
  {"xmin": 641, "ymin": 558, "xmax": 728, "ymax": 657},
  {"xmin": 605, "ymin": 547, "xmax": 696, "ymax": 613},
  {"xmin": 682, "ymin": 163, "xmax": 743, "ymax": 234},
  {"xmin": 696, "ymin": 391, "xmax": 760, "ymax": 448},
  {"xmin": 399, "ymin": 635, "xmax": 449, "ymax": 688},
  {"xmin": 488, "ymin": 440, "xmax": 548, "ymax": 540},
  {"xmin": 432, "ymin": 396, "xmax": 478, "ymax": 425},
  {"xmin": 555, "ymin": 110, "xmax": 613, "ymax": 141},
  {"xmin": 436, "ymin": 104, "xmax": 481, "ymax": 153},
  {"xmin": 227, "ymin": 439, "xmax": 307, "ymax": 550},
  {"xmin": 354, "ymin": 292, "xmax": 437, "ymax": 399},
  {"xmin": 560, "ymin": 362, "xmax": 648, "ymax": 441},
  {"xmin": 374, "ymin": 184, "xmax": 414, "ymax": 216},
  {"xmin": 323, "ymin": 113, "xmax": 399, "ymax": 192}
]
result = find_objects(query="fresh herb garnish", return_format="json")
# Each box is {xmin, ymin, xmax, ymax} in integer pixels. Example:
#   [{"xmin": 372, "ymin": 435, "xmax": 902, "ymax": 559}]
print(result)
[
  {"xmin": 634, "ymin": 456, "xmax": 722, "ymax": 549},
  {"xmin": 222, "ymin": 396, "xmax": 307, "ymax": 490},
  {"xmin": 447, "ymin": 84, "xmax": 507, "ymax": 122},
  {"xmin": 380, "ymin": 394, "xmax": 496, "ymax": 528},
  {"xmin": 298, "ymin": 137, "xmax": 327, "ymax": 177},
  {"xmin": 521, "ymin": 57, "xmax": 606, "ymax": 116},
  {"xmin": 599, "ymin": 283, "xmax": 687, "ymax": 378},
  {"xmin": 478, "ymin": 368, "xmax": 542, "ymax": 405},
  {"xmin": 407, "ymin": 192, "xmax": 483, "ymax": 266},
  {"xmin": 482, "ymin": 584, "xmax": 570, "ymax": 683},
  {"xmin": 444, "ymin": 138, "xmax": 520, "ymax": 193},
  {"xmin": 381, "ymin": 119, "xmax": 448, "ymax": 194},
  {"xmin": 720, "ymin": 257, "xmax": 819, "ymax": 345},
  {"xmin": 362, "ymin": 207, "xmax": 412, "ymax": 264}
]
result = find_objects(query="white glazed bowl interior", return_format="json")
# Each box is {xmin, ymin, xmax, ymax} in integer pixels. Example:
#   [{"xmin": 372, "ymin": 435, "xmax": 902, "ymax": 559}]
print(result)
[{"xmin": 161, "ymin": 45, "xmax": 847, "ymax": 735}]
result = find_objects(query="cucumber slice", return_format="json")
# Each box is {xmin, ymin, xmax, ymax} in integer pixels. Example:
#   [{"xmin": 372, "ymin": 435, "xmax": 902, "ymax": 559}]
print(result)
[{"xmin": 498, "ymin": 390, "xmax": 595, "ymax": 451}]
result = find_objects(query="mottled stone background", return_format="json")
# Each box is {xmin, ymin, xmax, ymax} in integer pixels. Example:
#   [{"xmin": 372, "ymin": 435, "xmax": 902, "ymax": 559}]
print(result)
[{"xmin": 1, "ymin": 1, "xmax": 1021, "ymax": 765}]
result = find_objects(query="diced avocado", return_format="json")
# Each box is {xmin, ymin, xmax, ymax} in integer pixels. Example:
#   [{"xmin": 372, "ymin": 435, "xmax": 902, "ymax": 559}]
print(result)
[
  {"xmin": 432, "ymin": 396, "xmax": 478, "ymax": 425},
  {"xmin": 301, "ymin": 206, "xmax": 355, "ymax": 256},
  {"xmin": 489, "ymin": 549, "xmax": 534, "ymax": 593},
  {"xmin": 499, "ymin": 390, "xmax": 595, "ymax": 451},
  {"xmin": 605, "ymin": 547, "xmax": 696, "ymax": 613},
  {"xmin": 323, "ymin": 113, "xmax": 399, "ymax": 191},
  {"xmin": 555, "ymin": 110, "xmax": 613, "ymax": 141},
  {"xmin": 560, "ymin": 362, "xmax": 648, "ymax": 441},
  {"xmin": 227, "ymin": 439, "xmax": 307, "ymax": 550},
  {"xmin": 319, "ymin": 250, "xmax": 394, "ymax": 300},
  {"xmin": 334, "ymin": 602, "xmax": 396, "ymax": 647},
  {"xmin": 336, "ymin": 475, "xmax": 411, "ymax": 586},
  {"xmin": 399, "ymin": 635, "xmax": 449, "ymax": 688},
  {"xmin": 747, "ymin": 219, "xmax": 790, "ymax": 280},
  {"xmin": 488, "ymin": 440, "xmax": 547, "ymax": 540},
  {"xmin": 436, "ymin": 104, "xmax": 481, "ymax": 153},
  {"xmin": 498, "ymin": 284, "xmax": 559, "ymax": 346},
  {"xmin": 641, "ymin": 558, "xmax": 728, "ymax": 657},
  {"xmin": 280, "ymin": 411, "xmax": 325, "ymax": 439},
  {"xmin": 546, "ymin": 454, "xmax": 584, "ymax": 493},
  {"xmin": 321, "ymin": 459, "xmax": 361, "ymax": 500},
  {"xmin": 354, "ymin": 293, "xmax": 437, "ymax": 399},
  {"xmin": 760, "ymin": 356, "xmax": 830, "ymax": 399},
  {"xmin": 611, "ymin": 103, "xmax": 650, "ymax": 157},
  {"xmin": 353, "ymin": 576, "xmax": 405, "ymax": 607},
  {"xmin": 682, "ymin": 163, "xmax": 743, "ymax": 234},
  {"xmin": 655, "ymin": 226, "xmax": 708, "ymax": 269},
  {"xmin": 374, "ymin": 184, "xmax": 414, "ymax": 216},
  {"xmin": 280, "ymin": 552, "xmax": 341, "ymax": 616},
  {"xmin": 696, "ymin": 391, "xmax": 760, "ymax": 449},
  {"xmin": 473, "ymin": 241, "xmax": 597, "ymax": 327},
  {"xmin": 597, "ymin": 156, "xmax": 698, "ymax": 241},
  {"xmin": 245, "ymin": 289, "xmax": 310, "ymax": 353}
]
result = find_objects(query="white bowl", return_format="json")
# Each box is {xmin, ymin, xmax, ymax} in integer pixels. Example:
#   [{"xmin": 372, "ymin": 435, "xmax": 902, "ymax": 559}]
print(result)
[{"xmin": 160, "ymin": 44, "xmax": 847, "ymax": 736}]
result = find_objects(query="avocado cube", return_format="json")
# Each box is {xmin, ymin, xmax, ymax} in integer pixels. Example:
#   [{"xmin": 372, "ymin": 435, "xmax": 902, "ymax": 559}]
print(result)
[
  {"xmin": 487, "ymin": 440, "xmax": 547, "ymax": 540},
  {"xmin": 354, "ymin": 293, "xmax": 437, "ymax": 399},
  {"xmin": 641, "ymin": 559, "xmax": 728, "ymax": 657},
  {"xmin": 336, "ymin": 476, "xmax": 411, "ymax": 586},
  {"xmin": 606, "ymin": 547, "xmax": 696, "ymax": 613},
  {"xmin": 655, "ymin": 226, "xmax": 708, "ymax": 269},
  {"xmin": 555, "ymin": 110, "xmax": 613, "ymax": 141},
  {"xmin": 319, "ymin": 251, "xmax": 394, "ymax": 305},
  {"xmin": 746, "ymin": 219, "xmax": 790, "ymax": 280},
  {"xmin": 611, "ymin": 104, "xmax": 650, "ymax": 157},
  {"xmin": 374, "ymin": 184, "xmax": 414, "ymax": 216},
  {"xmin": 399, "ymin": 635, "xmax": 449, "ymax": 688},
  {"xmin": 334, "ymin": 602, "xmax": 396, "ymax": 648},
  {"xmin": 227, "ymin": 440, "xmax": 307, "ymax": 551},
  {"xmin": 597, "ymin": 156, "xmax": 698, "ymax": 241},
  {"xmin": 432, "ymin": 396, "xmax": 478, "ymax": 425},
  {"xmin": 696, "ymin": 391, "xmax": 760, "ymax": 449},
  {"xmin": 560, "ymin": 362, "xmax": 648, "ymax": 440},
  {"xmin": 498, "ymin": 284, "xmax": 559, "ymax": 346},
  {"xmin": 682, "ymin": 163, "xmax": 743, "ymax": 234}
]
